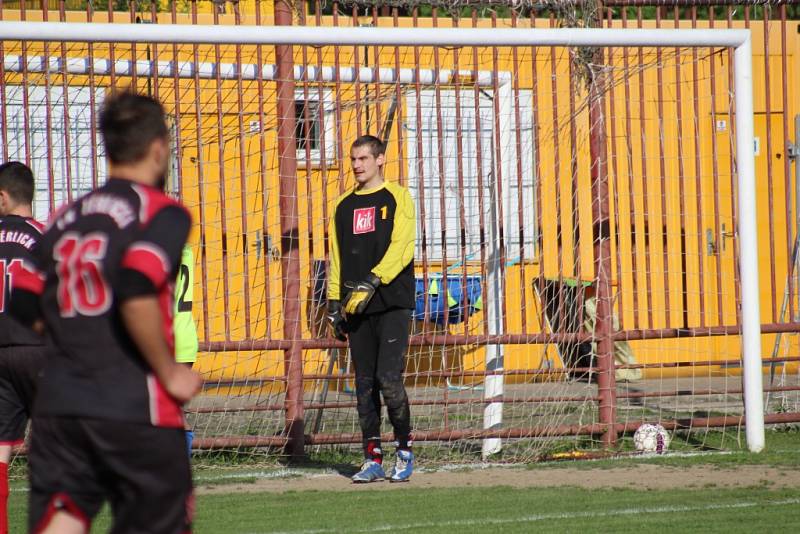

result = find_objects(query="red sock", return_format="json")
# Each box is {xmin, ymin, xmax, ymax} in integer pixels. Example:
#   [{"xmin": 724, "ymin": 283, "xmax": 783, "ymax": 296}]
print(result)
[{"xmin": 0, "ymin": 462, "xmax": 9, "ymax": 534}]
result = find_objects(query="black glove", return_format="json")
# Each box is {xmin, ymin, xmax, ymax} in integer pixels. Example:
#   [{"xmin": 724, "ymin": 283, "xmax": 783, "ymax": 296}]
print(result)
[
  {"xmin": 326, "ymin": 300, "xmax": 347, "ymax": 341},
  {"xmin": 343, "ymin": 273, "xmax": 381, "ymax": 315}
]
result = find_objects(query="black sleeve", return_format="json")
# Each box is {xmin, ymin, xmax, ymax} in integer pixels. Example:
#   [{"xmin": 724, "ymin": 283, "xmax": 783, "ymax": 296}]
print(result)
[{"xmin": 116, "ymin": 206, "xmax": 191, "ymax": 301}]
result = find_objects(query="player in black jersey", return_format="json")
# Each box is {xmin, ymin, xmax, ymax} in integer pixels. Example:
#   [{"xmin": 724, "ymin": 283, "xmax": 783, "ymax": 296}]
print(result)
[
  {"xmin": 10, "ymin": 92, "xmax": 202, "ymax": 534},
  {"xmin": 326, "ymin": 135, "xmax": 416, "ymax": 483},
  {"xmin": 0, "ymin": 161, "xmax": 45, "ymax": 534}
]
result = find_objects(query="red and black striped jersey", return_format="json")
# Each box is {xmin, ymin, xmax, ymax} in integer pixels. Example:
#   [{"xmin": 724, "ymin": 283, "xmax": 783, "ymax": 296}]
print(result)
[
  {"xmin": 0, "ymin": 214, "xmax": 44, "ymax": 347},
  {"xmin": 13, "ymin": 178, "xmax": 191, "ymax": 428}
]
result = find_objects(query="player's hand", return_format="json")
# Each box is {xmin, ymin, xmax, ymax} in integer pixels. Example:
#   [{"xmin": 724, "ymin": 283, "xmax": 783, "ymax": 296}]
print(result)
[
  {"xmin": 326, "ymin": 300, "xmax": 348, "ymax": 341},
  {"xmin": 343, "ymin": 274, "xmax": 381, "ymax": 315},
  {"xmin": 163, "ymin": 363, "xmax": 203, "ymax": 404}
]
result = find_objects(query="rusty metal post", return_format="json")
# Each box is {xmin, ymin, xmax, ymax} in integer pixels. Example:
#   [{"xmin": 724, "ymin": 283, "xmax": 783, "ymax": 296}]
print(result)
[
  {"xmin": 275, "ymin": 0, "xmax": 305, "ymax": 458},
  {"xmin": 588, "ymin": 56, "xmax": 617, "ymax": 447}
]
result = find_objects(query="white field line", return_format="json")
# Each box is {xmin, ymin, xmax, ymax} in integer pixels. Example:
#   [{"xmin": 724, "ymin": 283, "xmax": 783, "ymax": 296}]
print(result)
[{"xmin": 263, "ymin": 498, "xmax": 800, "ymax": 534}]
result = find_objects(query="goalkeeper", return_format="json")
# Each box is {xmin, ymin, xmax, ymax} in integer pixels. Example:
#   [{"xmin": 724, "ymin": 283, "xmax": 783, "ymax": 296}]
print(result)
[
  {"xmin": 327, "ymin": 135, "xmax": 416, "ymax": 483},
  {"xmin": 175, "ymin": 245, "xmax": 199, "ymax": 454}
]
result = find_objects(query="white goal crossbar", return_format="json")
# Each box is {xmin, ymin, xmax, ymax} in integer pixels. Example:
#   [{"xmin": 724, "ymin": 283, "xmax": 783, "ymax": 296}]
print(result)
[{"xmin": 0, "ymin": 22, "xmax": 763, "ymax": 452}]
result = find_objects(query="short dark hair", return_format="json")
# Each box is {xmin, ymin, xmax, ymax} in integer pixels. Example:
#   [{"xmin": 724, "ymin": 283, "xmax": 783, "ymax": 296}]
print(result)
[
  {"xmin": 99, "ymin": 91, "xmax": 169, "ymax": 165},
  {"xmin": 351, "ymin": 135, "xmax": 386, "ymax": 157},
  {"xmin": 0, "ymin": 161, "xmax": 34, "ymax": 205}
]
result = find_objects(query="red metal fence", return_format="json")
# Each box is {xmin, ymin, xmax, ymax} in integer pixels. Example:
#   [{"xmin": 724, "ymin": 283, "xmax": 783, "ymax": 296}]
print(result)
[{"xmin": 2, "ymin": 0, "xmax": 800, "ymax": 460}]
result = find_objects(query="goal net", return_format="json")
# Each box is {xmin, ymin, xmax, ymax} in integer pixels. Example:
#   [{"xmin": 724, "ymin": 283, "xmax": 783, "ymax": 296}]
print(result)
[{"xmin": 0, "ymin": 17, "xmax": 769, "ymax": 463}]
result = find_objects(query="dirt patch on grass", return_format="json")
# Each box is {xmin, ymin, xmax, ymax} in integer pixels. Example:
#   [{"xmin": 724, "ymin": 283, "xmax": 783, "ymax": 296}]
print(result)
[{"xmin": 196, "ymin": 463, "xmax": 800, "ymax": 495}]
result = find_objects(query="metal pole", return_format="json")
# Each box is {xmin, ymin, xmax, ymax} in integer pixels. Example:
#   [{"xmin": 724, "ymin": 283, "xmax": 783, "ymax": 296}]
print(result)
[
  {"xmin": 274, "ymin": 0, "xmax": 304, "ymax": 458},
  {"xmin": 734, "ymin": 35, "xmax": 765, "ymax": 453},
  {"xmin": 794, "ymin": 116, "xmax": 800, "ymax": 317},
  {"xmin": 588, "ymin": 58, "xmax": 617, "ymax": 447}
]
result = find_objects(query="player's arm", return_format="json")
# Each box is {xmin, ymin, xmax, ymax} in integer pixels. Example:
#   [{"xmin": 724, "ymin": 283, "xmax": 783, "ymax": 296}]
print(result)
[
  {"xmin": 372, "ymin": 186, "xmax": 416, "ymax": 283},
  {"xmin": 117, "ymin": 207, "xmax": 201, "ymax": 403},
  {"xmin": 326, "ymin": 201, "xmax": 347, "ymax": 340},
  {"xmin": 8, "ymin": 259, "xmax": 45, "ymax": 334},
  {"xmin": 344, "ymin": 186, "xmax": 416, "ymax": 315},
  {"xmin": 327, "ymin": 204, "xmax": 342, "ymax": 303},
  {"xmin": 120, "ymin": 296, "xmax": 198, "ymax": 401}
]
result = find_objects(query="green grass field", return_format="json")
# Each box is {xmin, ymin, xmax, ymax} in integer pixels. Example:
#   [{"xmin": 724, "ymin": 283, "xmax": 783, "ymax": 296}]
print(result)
[{"xmin": 8, "ymin": 429, "xmax": 800, "ymax": 533}]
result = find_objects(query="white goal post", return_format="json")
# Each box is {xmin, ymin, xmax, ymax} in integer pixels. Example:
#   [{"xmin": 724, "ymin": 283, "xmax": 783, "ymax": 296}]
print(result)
[{"xmin": 0, "ymin": 21, "xmax": 764, "ymax": 453}]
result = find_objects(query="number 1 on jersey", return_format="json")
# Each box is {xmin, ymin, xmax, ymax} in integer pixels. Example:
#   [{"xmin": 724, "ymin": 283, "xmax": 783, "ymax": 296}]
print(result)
[{"xmin": 381, "ymin": 206, "xmax": 388, "ymax": 220}]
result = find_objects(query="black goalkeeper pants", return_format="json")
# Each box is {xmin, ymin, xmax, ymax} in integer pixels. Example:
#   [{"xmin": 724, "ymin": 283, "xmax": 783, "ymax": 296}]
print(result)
[{"xmin": 347, "ymin": 308, "xmax": 412, "ymax": 452}]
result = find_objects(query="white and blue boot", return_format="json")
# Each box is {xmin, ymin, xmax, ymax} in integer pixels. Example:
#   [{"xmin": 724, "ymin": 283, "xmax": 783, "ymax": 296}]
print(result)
[
  {"xmin": 351, "ymin": 460, "xmax": 385, "ymax": 483},
  {"xmin": 389, "ymin": 449, "xmax": 414, "ymax": 483}
]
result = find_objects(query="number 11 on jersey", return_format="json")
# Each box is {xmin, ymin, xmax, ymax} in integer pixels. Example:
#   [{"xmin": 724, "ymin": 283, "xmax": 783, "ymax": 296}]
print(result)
[{"xmin": 0, "ymin": 258, "xmax": 23, "ymax": 312}]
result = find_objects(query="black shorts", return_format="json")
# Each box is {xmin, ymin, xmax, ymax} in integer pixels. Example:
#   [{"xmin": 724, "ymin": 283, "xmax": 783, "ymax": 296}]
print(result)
[
  {"xmin": 28, "ymin": 416, "xmax": 193, "ymax": 534},
  {"xmin": 0, "ymin": 344, "xmax": 46, "ymax": 444}
]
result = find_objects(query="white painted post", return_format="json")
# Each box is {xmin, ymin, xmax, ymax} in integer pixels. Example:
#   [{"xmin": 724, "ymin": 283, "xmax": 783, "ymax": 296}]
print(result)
[
  {"xmin": 734, "ymin": 36, "xmax": 765, "ymax": 453},
  {"xmin": 482, "ymin": 81, "xmax": 512, "ymax": 458}
]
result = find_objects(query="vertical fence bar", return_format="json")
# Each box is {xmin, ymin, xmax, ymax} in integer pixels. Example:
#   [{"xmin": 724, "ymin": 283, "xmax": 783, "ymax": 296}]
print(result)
[
  {"xmin": 726, "ymin": 6, "xmax": 741, "ymax": 316},
  {"xmin": 212, "ymin": 7, "xmax": 232, "ymax": 341},
  {"xmin": 371, "ymin": 6, "xmax": 381, "ymax": 133},
  {"xmin": 780, "ymin": 4, "xmax": 794, "ymax": 323},
  {"xmin": 511, "ymin": 12, "xmax": 528, "ymax": 333},
  {"xmin": 678, "ymin": 9, "xmax": 692, "ymax": 328},
  {"xmin": 431, "ymin": 10, "xmax": 451, "ymax": 424},
  {"xmin": 690, "ymin": 6, "xmax": 702, "ymax": 330},
  {"xmin": 170, "ymin": 0, "xmax": 183, "ymax": 200},
  {"xmin": 761, "ymin": 7, "xmax": 778, "ymax": 324},
  {"xmin": 592, "ymin": 5, "xmax": 617, "ymax": 446},
  {"xmin": 637, "ymin": 7, "xmax": 652, "ymax": 329},
  {"xmin": 590, "ymin": 55, "xmax": 617, "ymax": 448},
  {"xmin": 549, "ymin": 12, "xmax": 566, "ymax": 331},
  {"xmin": 708, "ymin": 9, "xmax": 724, "ymax": 327},
  {"xmin": 607, "ymin": 7, "xmax": 626, "ymax": 330},
  {"xmin": 621, "ymin": 9, "xmax": 640, "ymax": 330},
  {"xmin": 331, "ymin": 2, "xmax": 345, "ymax": 186},
  {"xmin": 652, "ymin": 8, "xmax": 665, "ymax": 330},
  {"xmin": 351, "ymin": 4, "xmax": 363, "ymax": 137},
  {"xmin": 19, "ymin": 0, "xmax": 31, "ymax": 170},
  {"xmin": 568, "ymin": 46, "xmax": 579, "ymax": 289},
  {"xmin": 452, "ymin": 13, "xmax": 471, "ymax": 366},
  {"xmin": 432, "ymin": 9, "xmax": 450, "ymax": 330},
  {"xmin": 275, "ymin": 0, "xmax": 304, "ymax": 458},
  {"xmin": 41, "ymin": 4, "xmax": 56, "ymax": 214},
  {"xmin": 314, "ymin": 0, "xmax": 331, "ymax": 266},
  {"xmin": 530, "ymin": 12, "xmax": 543, "ymax": 290},
  {"xmin": 412, "ymin": 7, "xmax": 431, "ymax": 331},
  {"xmin": 58, "ymin": 0, "xmax": 73, "ymax": 203},
  {"xmin": 256, "ymin": 0, "xmax": 273, "ymax": 338},
  {"xmin": 392, "ymin": 8, "xmax": 405, "ymax": 188},
  {"xmin": 0, "ymin": 2, "xmax": 7, "ymax": 163},
  {"xmin": 128, "ymin": 2, "xmax": 137, "ymax": 90},
  {"xmin": 234, "ymin": 2, "xmax": 252, "ymax": 339},
  {"xmin": 87, "ymin": 1, "xmax": 98, "ymax": 190},
  {"xmin": 191, "ymin": 0, "xmax": 211, "ymax": 343}
]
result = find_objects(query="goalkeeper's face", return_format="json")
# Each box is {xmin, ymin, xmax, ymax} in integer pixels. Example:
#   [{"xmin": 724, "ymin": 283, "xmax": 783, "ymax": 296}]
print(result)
[{"xmin": 350, "ymin": 146, "xmax": 385, "ymax": 188}]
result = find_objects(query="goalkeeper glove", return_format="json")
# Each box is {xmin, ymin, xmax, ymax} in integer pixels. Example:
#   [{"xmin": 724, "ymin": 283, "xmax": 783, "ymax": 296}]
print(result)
[
  {"xmin": 343, "ymin": 273, "xmax": 381, "ymax": 315},
  {"xmin": 326, "ymin": 300, "xmax": 348, "ymax": 341}
]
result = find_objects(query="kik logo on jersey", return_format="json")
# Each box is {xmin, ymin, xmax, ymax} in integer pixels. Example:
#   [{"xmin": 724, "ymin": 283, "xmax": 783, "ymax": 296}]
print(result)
[{"xmin": 353, "ymin": 207, "xmax": 376, "ymax": 234}]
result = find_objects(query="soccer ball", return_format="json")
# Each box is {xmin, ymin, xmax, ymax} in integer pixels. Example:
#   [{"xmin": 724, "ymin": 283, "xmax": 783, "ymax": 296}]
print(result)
[{"xmin": 633, "ymin": 423, "xmax": 670, "ymax": 454}]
